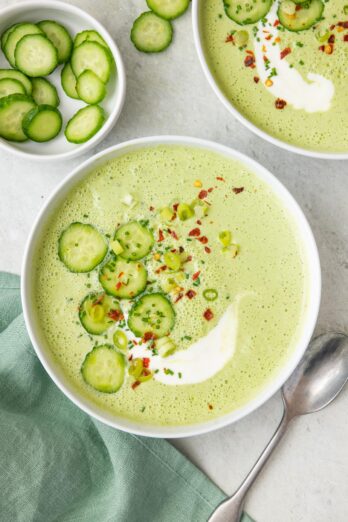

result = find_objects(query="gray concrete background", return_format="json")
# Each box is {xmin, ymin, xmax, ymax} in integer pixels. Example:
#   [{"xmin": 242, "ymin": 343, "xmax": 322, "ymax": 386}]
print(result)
[{"xmin": 0, "ymin": 1, "xmax": 347, "ymax": 520}]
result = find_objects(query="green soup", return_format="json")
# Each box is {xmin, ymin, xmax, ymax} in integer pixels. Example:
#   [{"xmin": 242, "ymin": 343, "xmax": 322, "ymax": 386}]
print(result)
[
  {"xmin": 200, "ymin": 0, "xmax": 348, "ymax": 153},
  {"xmin": 35, "ymin": 145, "xmax": 309, "ymax": 426}
]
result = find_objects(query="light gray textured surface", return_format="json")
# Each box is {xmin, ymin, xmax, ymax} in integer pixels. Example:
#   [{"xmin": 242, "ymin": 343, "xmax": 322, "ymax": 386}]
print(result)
[{"xmin": 0, "ymin": 1, "xmax": 347, "ymax": 521}]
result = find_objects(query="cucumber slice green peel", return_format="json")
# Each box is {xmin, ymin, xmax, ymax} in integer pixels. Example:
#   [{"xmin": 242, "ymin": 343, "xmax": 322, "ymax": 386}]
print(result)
[
  {"xmin": 74, "ymin": 30, "xmax": 108, "ymax": 49},
  {"xmin": 76, "ymin": 69, "xmax": 106, "ymax": 104},
  {"xmin": 22, "ymin": 105, "xmax": 62, "ymax": 142},
  {"xmin": 0, "ymin": 94, "xmax": 36, "ymax": 142},
  {"xmin": 58, "ymin": 222, "xmax": 108, "ymax": 273},
  {"xmin": 4, "ymin": 23, "xmax": 43, "ymax": 67},
  {"xmin": 223, "ymin": 0, "xmax": 274, "ymax": 25},
  {"xmin": 131, "ymin": 12, "xmax": 173, "ymax": 53},
  {"xmin": 0, "ymin": 78, "xmax": 25, "ymax": 98},
  {"xmin": 146, "ymin": 0, "xmax": 190, "ymax": 20},
  {"xmin": 61, "ymin": 62, "xmax": 79, "ymax": 99},
  {"xmin": 128, "ymin": 293, "xmax": 175, "ymax": 339},
  {"xmin": 115, "ymin": 221, "xmax": 154, "ymax": 261},
  {"xmin": 99, "ymin": 256, "xmax": 148, "ymax": 299},
  {"xmin": 65, "ymin": 105, "xmax": 105, "ymax": 144},
  {"xmin": 71, "ymin": 41, "xmax": 113, "ymax": 83},
  {"xmin": 278, "ymin": 0, "xmax": 324, "ymax": 31},
  {"xmin": 15, "ymin": 34, "xmax": 58, "ymax": 77},
  {"xmin": 1, "ymin": 23, "xmax": 20, "ymax": 52},
  {"xmin": 31, "ymin": 77, "xmax": 60, "ymax": 107},
  {"xmin": 37, "ymin": 20, "xmax": 73, "ymax": 64},
  {"xmin": 79, "ymin": 292, "xmax": 123, "ymax": 335},
  {"xmin": 81, "ymin": 345, "xmax": 125, "ymax": 393},
  {"xmin": 0, "ymin": 69, "xmax": 32, "ymax": 95}
]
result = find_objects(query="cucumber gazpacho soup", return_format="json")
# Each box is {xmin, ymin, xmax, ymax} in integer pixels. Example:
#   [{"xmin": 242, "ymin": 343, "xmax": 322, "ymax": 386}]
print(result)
[
  {"xmin": 200, "ymin": 0, "xmax": 348, "ymax": 152},
  {"xmin": 35, "ymin": 145, "xmax": 309, "ymax": 426}
]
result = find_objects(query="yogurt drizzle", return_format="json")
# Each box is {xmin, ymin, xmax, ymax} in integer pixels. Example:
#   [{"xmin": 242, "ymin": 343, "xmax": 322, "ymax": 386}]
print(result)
[{"xmin": 254, "ymin": 2, "xmax": 334, "ymax": 112}]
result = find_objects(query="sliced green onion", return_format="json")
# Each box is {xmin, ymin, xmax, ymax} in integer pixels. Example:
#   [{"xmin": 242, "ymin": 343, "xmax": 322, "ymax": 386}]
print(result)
[
  {"xmin": 203, "ymin": 289, "xmax": 218, "ymax": 302},
  {"xmin": 219, "ymin": 230, "xmax": 231, "ymax": 247},
  {"xmin": 113, "ymin": 329, "xmax": 128, "ymax": 351},
  {"xmin": 164, "ymin": 252, "xmax": 182, "ymax": 271},
  {"xmin": 161, "ymin": 276, "xmax": 176, "ymax": 293},
  {"xmin": 160, "ymin": 206, "xmax": 174, "ymax": 222},
  {"xmin": 110, "ymin": 239, "xmax": 124, "ymax": 255},
  {"xmin": 90, "ymin": 304, "xmax": 105, "ymax": 322},
  {"xmin": 315, "ymin": 29, "xmax": 330, "ymax": 42},
  {"xmin": 191, "ymin": 199, "xmax": 209, "ymax": 217},
  {"xmin": 234, "ymin": 30, "xmax": 249, "ymax": 47},
  {"xmin": 128, "ymin": 358, "xmax": 143, "ymax": 379},
  {"xmin": 177, "ymin": 203, "xmax": 194, "ymax": 221}
]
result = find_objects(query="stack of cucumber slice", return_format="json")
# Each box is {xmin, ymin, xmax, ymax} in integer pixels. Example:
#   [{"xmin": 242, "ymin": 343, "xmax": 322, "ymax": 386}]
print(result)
[
  {"xmin": 0, "ymin": 20, "xmax": 114, "ymax": 144},
  {"xmin": 58, "ymin": 220, "xmax": 176, "ymax": 394},
  {"xmin": 131, "ymin": 0, "xmax": 190, "ymax": 53}
]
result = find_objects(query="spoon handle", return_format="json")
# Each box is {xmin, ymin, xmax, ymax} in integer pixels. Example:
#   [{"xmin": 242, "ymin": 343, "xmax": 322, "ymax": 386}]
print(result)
[{"xmin": 209, "ymin": 407, "xmax": 292, "ymax": 522}]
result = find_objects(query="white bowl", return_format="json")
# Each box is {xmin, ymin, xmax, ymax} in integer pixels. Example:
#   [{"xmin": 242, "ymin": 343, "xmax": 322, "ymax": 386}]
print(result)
[
  {"xmin": 0, "ymin": 1, "xmax": 126, "ymax": 161},
  {"xmin": 192, "ymin": 0, "xmax": 348, "ymax": 160},
  {"xmin": 21, "ymin": 136, "xmax": 321, "ymax": 438}
]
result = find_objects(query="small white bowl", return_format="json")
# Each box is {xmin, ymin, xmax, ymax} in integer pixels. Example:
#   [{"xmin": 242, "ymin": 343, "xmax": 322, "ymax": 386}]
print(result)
[
  {"xmin": 0, "ymin": 1, "xmax": 126, "ymax": 161},
  {"xmin": 21, "ymin": 136, "xmax": 321, "ymax": 438},
  {"xmin": 192, "ymin": 0, "xmax": 348, "ymax": 160}
]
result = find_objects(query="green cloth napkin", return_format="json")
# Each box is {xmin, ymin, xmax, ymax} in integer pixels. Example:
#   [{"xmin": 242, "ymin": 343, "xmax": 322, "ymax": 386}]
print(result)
[{"xmin": 0, "ymin": 272, "xmax": 254, "ymax": 522}]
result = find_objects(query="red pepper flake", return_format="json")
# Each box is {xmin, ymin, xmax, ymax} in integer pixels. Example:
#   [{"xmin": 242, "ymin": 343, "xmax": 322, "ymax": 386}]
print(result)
[
  {"xmin": 196, "ymin": 219, "xmax": 202, "ymax": 225},
  {"xmin": 179, "ymin": 246, "xmax": 184, "ymax": 253},
  {"xmin": 107, "ymin": 309, "xmax": 124, "ymax": 322},
  {"xmin": 244, "ymin": 54, "xmax": 255, "ymax": 68},
  {"xmin": 117, "ymin": 271, "xmax": 124, "ymax": 279},
  {"xmin": 173, "ymin": 203, "xmax": 179, "ymax": 212},
  {"xmin": 198, "ymin": 189, "xmax": 208, "ymax": 199},
  {"xmin": 192, "ymin": 270, "xmax": 201, "ymax": 281},
  {"xmin": 216, "ymin": 176, "xmax": 225, "ymax": 181},
  {"xmin": 225, "ymin": 33, "xmax": 234, "ymax": 43},
  {"xmin": 253, "ymin": 76, "xmax": 260, "ymax": 83},
  {"xmin": 143, "ymin": 357, "xmax": 150, "ymax": 368},
  {"xmin": 198, "ymin": 236, "xmax": 208, "ymax": 244},
  {"xmin": 185, "ymin": 255, "xmax": 193, "ymax": 263},
  {"xmin": 132, "ymin": 340, "xmax": 138, "ymax": 346},
  {"xmin": 208, "ymin": 403, "xmax": 214, "ymax": 410},
  {"xmin": 158, "ymin": 229, "xmax": 164, "ymax": 242},
  {"xmin": 170, "ymin": 230, "xmax": 179, "ymax": 240},
  {"xmin": 174, "ymin": 293, "xmax": 184, "ymax": 303},
  {"xmin": 328, "ymin": 34, "xmax": 335, "ymax": 44},
  {"xmin": 295, "ymin": 4, "xmax": 302, "ymax": 10},
  {"xmin": 186, "ymin": 290, "xmax": 197, "ymax": 300},
  {"xmin": 204, "ymin": 246, "xmax": 212, "ymax": 254},
  {"xmin": 265, "ymin": 34, "xmax": 272, "ymax": 41},
  {"xmin": 233, "ymin": 187, "xmax": 244, "ymax": 194},
  {"xmin": 189, "ymin": 227, "xmax": 201, "ymax": 237},
  {"xmin": 132, "ymin": 381, "xmax": 140, "ymax": 390},
  {"xmin": 92, "ymin": 294, "xmax": 104, "ymax": 306},
  {"xmin": 280, "ymin": 47, "xmax": 291, "ymax": 59},
  {"xmin": 116, "ymin": 281, "xmax": 122, "ymax": 290},
  {"xmin": 143, "ymin": 332, "xmax": 156, "ymax": 342},
  {"xmin": 338, "ymin": 21, "xmax": 348, "ymax": 28},
  {"xmin": 344, "ymin": 35, "xmax": 348, "ymax": 42},
  {"xmin": 155, "ymin": 265, "xmax": 167, "ymax": 274},
  {"xmin": 275, "ymin": 98, "xmax": 287, "ymax": 109},
  {"xmin": 330, "ymin": 24, "xmax": 336, "ymax": 30},
  {"xmin": 246, "ymin": 50, "xmax": 254, "ymax": 55},
  {"xmin": 128, "ymin": 354, "xmax": 133, "ymax": 361},
  {"xmin": 273, "ymin": 19, "xmax": 280, "ymax": 27},
  {"xmin": 203, "ymin": 308, "xmax": 214, "ymax": 321},
  {"xmin": 170, "ymin": 248, "xmax": 177, "ymax": 253},
  {"xmin": 207, "ymin": 187, "xmax": 214, "ymax": 193},
  {"xmin": 149, "ymin": 206, "xmax": 154, "ymax": 211},
  {"xmin": 319, "ymin": 45, "xmax": 325, "ymax": 52}
]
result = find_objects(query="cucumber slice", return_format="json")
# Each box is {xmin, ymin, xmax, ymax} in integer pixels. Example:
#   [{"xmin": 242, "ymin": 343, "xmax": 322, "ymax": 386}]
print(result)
[
  {"xmin": 65, "ymin": 105, "xmax": 105, "ymax": 144},
  {"xmin": 81, "ymin": 345, "xmax": 125, "ymax": 393},
  {"xmin": 22, "ymin": 105, "xmax": 62, "ymax": 142},
  {"xmin": 71, "ymin": 41, "xmax": 112, "ymax": 83},
  {"xmin": 131, "ymin": 12, "xmax": 173, "ymax": 53},
  {"xmin": 278, "ymin": 0, "xmax": 324, "ymax": 31},
  {"xmin": 31, "ymin": 77, "xmax": 59, "ymax": 107},
  {"xmin": 128, "ymin": 293, "xmax": 175, "ymax": 338},
  {"xmin": 4, "ymin": 23, "xmax": 43, "ymax": 67},
  {"xmin": 76, "ymin": 69, "xmax": 106, "ymax": 104},
  {"xmin": 146, "ymin": 0, "xmax": 190, "ymax": 20},
  {"xmin": 0, "ymin": 94, "xmax": 36, "ymax": 142},
  {"xmin": 74, "ymin": 30, "xmax": 108, "ymax": 49},
  {"xmin": 37, "ymin": 20, "xmax": 73, "ymax": 63},
  {"xmin": 58, "ymin": 222, "xmax": 108, "ymax": 273},
  {"xmin": 99, "ymin": 257, "xmax": 147, "ymax": 299},
  {"xmin": 0, "ymin": 78, "xmax": 25, "ymax": 98},
  {"xmin": 0, "ymin": 69, "xmax": 32, "ymax": 95},
  {"xmin": 115, "ymin": 222, "xmax": 154, "ymax": 261},
  {"xmin": 1, "ymin": 23, "xmax": 20, "ymax": 52},
  {"xmin": 79, "ymin": 292, "xmax": 122, "ymax": 335},
  {"xmin": 223, "ymin": 0, "xmax": 273, "ymax": 25},
  {"xmin": 15, "ymin": 34, "xmax": 58, "ymax": 77},
  {"xmin": 61, "ymin": 62, "xmax": 79, "ymax": 99}
]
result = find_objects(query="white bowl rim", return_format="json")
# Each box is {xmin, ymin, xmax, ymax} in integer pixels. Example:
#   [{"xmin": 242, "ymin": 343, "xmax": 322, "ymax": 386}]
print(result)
[
  {"xmin": 191, "ymin": 0, "xmax": 348, "ymax": 160},
  {"xmin": 0, "ymin": 0, "xmax": 126, "ymax": 161},
  {"xmin": 21, "ymin": 135, "xmax": 321, "ymax": 438}
]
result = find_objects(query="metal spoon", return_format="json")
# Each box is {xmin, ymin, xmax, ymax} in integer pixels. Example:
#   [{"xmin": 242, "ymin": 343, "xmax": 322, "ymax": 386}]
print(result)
[{"xmin": 209, "ymin": 333, "xmax": 348, "ymax": 522}]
